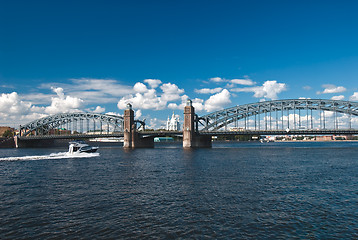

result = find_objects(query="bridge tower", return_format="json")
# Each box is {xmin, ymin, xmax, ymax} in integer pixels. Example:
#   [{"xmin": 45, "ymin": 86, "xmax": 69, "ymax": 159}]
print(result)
[
  {"xmin": 183, "ymin": 100, "xmax": 212, "ymax": 148},
  {"xmin": 123, "ymin": 103, "xmax": 154, "ymax": 148},
  {"xmin": 123, "ymin": 103, "xmax": 134, "ymax": 148}
]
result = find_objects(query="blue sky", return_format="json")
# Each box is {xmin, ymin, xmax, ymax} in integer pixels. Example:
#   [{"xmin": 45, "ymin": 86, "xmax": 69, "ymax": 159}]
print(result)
[{"xmin": 1, "ymin": 0, "xmax": 358, "ymax": 128}]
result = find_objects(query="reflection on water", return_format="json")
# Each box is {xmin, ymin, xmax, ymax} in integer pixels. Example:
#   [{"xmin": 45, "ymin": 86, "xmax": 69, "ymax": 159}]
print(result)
[{"xmin": 0, "ymin": 142, "xmax": 357, "ymax": 239}]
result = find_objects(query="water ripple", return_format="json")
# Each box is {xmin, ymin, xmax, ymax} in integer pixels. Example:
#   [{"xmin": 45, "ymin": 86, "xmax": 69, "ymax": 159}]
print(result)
[{"xmin": 0, "ymin": 143, "xmax": 357, "ymax": 238}]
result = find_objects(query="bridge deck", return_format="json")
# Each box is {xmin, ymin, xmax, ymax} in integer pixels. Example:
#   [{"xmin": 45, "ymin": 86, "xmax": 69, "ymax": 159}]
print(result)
[
  {"xmin": 200, "ymin": 129, "xmax": 358, "ymax": 135},
  {"xmin": 17, "ymin": 131, "xmax": 183, "ymax": 140},
  {"xmin": 17, "ymin": 129, "xmax": 358, "ymax": 140}
]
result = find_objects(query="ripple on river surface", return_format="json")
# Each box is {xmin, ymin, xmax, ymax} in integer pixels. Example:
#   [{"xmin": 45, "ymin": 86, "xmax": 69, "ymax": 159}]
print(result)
[{"xmin": 0, "ymin": 142, "xmax": 357, "ymax": 239}]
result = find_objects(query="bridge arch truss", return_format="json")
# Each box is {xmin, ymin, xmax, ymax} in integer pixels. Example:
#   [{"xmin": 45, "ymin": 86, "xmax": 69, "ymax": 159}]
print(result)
[
  {"xmin": 19, "ymin": 113, "xmax": 144, "ymax": 137},
  {"xmin": 198, "ymin": 99, "xmax": 358, "ymax": 131}
]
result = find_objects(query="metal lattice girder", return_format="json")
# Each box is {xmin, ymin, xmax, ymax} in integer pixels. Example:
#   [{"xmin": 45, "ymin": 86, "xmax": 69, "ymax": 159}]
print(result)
[
  {"xmin": 198, "ymin": 99, "xmax": 358, "ymax": 131},
  {"xmin": 20, "ymin": 113, "xmax": 126, "ymax": 137}
]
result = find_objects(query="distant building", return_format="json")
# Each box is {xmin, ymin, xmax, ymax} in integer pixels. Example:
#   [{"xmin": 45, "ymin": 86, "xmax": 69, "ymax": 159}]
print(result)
[
  {"xmin": 316, "ymin": 135, "xmax": 333, "ymax": 141},
  {"xmin": 166, "ymin": 112, "xmax": 180, "ymax": 131},
  {"xmin": 49, "ymin": 128, "xmax": 71, "ymax": 135},
  {"xmin": 229, "ymin": 127, "xmax": 245, "ymax": 131},
  {"xmin": 0, "ymin": 126, "xmax": 15, "ymax": 136}
]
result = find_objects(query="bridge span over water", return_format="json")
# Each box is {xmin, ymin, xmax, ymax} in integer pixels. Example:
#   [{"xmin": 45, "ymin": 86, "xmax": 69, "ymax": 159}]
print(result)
[{"xmin": 14, "ymin": 99, "xmax": 358, "ymax": 148}]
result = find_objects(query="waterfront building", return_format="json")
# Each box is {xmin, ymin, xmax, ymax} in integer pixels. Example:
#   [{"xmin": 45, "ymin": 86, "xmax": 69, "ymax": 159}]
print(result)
[
  {"xmin": 166, "ymin": 112, "xmax": 180, "ymax": 131},
  {"xmin": 315, "ymin": 135, "xmax": 333, "ymax": 141},
  {"xmin": 0, "ymin": 126, "xmax": 15, "ymax": 137}
]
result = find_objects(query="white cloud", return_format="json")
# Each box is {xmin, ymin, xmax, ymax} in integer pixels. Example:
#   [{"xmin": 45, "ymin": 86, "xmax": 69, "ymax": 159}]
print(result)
[
  {"xmin": 317, "ymin": 84, "xmax": 346, "ymax": 94},
  {"xmin": 166, "ymin": 89, "xmax": 230, "ymax": 113},
  {"xmin": 303, "ymin": 86, "xmax": 312, "ymax": 90},
  {"xmin": 21, "ymin": 93, "xmax": 54, "ymax": 105},
  {"xmin": 117, "ymin": 89, "xmax": 166, "ymax": 110},
  {"xmin": 258, "ymin": 81, "xmax": 287, "ymax": 99},
  {"xmin": 210, "ymin": 77, "xmax": 225, "ymax": 82},
  {"xmin": 0, "ymin": 84, "xmax": 14, "ymax": 89},
  {"xmin": 40, "ymin": 78, "xmax": 133, "ymax": 105},
  {"xmin": 118, "ymin": 82, "xmax": 185, "ymax": 111},
  {"xmin": 133, "ymin": 82, "xmax": 148, "ymax": 93},
  {"xmin": 93, "ymin": 106, "xmax": 105, "ymax": 113},
  {"xmin": 331, "ymin": 95, "xmax": 345, "ymax": 100},
  {"xmin": 0, "ymin": 89, "xmax": 87, "ymax": 126},
  {"xmin": 52, "ymin": 87, "xmax": 64, "ymax": 98},
  {"xmin": 168, "ymin": 95, "xmax": 205, "ymax": 111},
  {"xmin": 167, "ymin": 103, "xmax": 179, "ymax": 109},
  {"xmin": 350, "ymin": 92, "xmax": 358, "ymax": 101},
  {"xmin": 135, "ymin": 109, "xmax": 142, "ymax": 118},
  {"xmin": 232, "ymin": 80, "xmax": 287, "ymax": 100},
  {"xmin": 144, "ymin": 79, "xmax": 162, "ymax": 88},
  {"xmin": 105, "ymin": 112, "xmax": 122, "ymax": 117},
  {"xmin": 204, "ymin": 89, "xmax": 231, "ymax": 112},
  {"xmin": 0, "ymin": 92, "xmax": 32, "ymax": 115},
  {"xmin": 209, "ymin": 77, "xmax": 255, "ymax": 86},
  {"xmin": 147, "ymin": 117, "xmax": 166, "ymax": 129},
  {"xmin": 167, "ymin": 95, "xmax": 188, "ymax": 110},
  {"xmin": 192, "ymin": 98, "xmax": 205, "ymax": 111},
  {"xmin": 160, "ymin": 83, "xmax": 184, "ymax": 102},
  {"xmin": 195, "ymin": 87, "xmax": 223, "ymax": 94},
  {"xmin": 69, "ymin": 78, "xmax": 133, "ymax": 97},
  {"xmin": 230, "ymin": 79, "xmax": 256, "ymax": 86},
  {"xmin": 45, "ymin": 87, "xmax": 83, "ymax": 115},
  {"xmin": 0, "ymin": 92, "xmax": 46, "ymax": 126},
  {"xmin": 69, "ymin": 91, "xmax": 118, "ymax": 104}
]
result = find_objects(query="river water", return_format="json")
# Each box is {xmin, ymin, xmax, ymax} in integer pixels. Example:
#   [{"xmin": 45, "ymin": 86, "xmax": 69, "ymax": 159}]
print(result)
[{"xmin": 0, "ymin": 141, "xmax": 357, "ymax": 239}]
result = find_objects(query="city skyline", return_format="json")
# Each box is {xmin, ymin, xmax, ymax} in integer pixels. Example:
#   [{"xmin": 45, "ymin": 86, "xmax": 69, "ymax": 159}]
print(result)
[{"xmin": 1, "ymin": 1, "xmax": 358, "ymax": 128}]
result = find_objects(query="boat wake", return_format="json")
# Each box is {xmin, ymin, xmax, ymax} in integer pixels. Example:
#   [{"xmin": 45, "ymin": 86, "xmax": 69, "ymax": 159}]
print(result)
[{"xmin": 0, "ymin": 151, "xmax": 100, "ymax": 161}]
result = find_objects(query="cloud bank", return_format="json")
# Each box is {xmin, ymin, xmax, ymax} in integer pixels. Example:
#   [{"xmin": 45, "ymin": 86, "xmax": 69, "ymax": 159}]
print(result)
[
  {"xmin": 209, "ymin": 77, "xmax": 256, "ymax": 86},
  {"xmin": 117, "ymin": 80, "xmax": 231, "ymax": 112},
  {"xmin": 0, "ymin": 88, "xmax": 84, "ymax": 126},
  {"xmin": 317, "ymin": 84, "xmax": 347, "ymax": 94},
  {"xmin": 231, "ymin": 80, "xmax": 287, "ymax": 100},
  {"xmin": 3, "ymin": 75, "xmax": 355, "ymax": 129}
]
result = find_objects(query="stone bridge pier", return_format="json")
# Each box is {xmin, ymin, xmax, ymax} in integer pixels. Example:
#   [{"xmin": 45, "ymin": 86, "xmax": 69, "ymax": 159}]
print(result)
[
  {"xmin": 183, "ymin": 100, "xmax": 212, "ymax": 148},
  {"xmin": 123, "ymin": 103, "xmax": 154, "ymax": 148}
]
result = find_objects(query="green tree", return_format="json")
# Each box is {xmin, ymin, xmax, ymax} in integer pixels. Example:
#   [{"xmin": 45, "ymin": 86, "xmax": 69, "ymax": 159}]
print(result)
[{"xmin": 2, "ymin": 129, "xmax": 14, "ymax": 138}]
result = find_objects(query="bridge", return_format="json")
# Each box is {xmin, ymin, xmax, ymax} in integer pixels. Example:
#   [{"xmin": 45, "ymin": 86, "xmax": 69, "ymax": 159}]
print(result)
[{"xmin": 14, "ymin": 99, "xmax": 358, "ymax": 148}]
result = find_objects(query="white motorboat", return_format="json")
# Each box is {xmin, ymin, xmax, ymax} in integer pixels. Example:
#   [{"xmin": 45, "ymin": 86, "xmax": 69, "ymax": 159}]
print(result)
[{"xmin": 68, "ymin": 140, "xmax": 98, "ymax": 153}]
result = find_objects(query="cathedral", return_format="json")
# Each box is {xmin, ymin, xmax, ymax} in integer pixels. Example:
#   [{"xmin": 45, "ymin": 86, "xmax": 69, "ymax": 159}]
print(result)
[{"xmin": 166, "ymin": 112, "xmax": 180, "ymax": 131}]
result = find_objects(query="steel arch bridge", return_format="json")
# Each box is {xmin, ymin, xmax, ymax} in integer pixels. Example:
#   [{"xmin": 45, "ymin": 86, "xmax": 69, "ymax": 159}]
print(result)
[
  {"xmin": 17, "ymin": 99, "xmax": 358, "ymax": 138},
  {"xmin": 19, "ymin": 112, "xmax": 145, "ymax": 137},
  {"xmin": 197, "ymin": 99, "xmax": 358, "ymax": 131}
]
